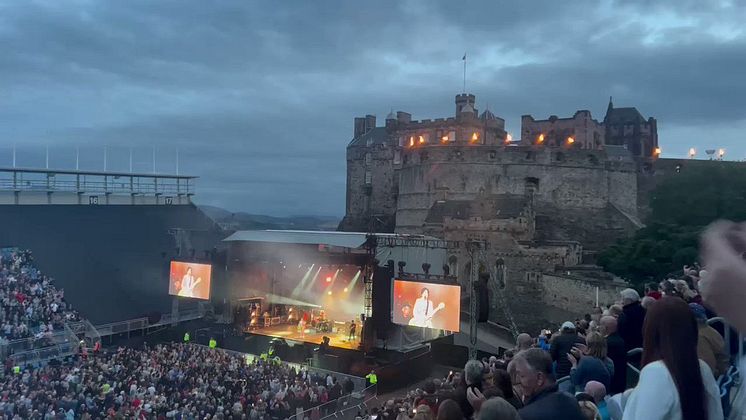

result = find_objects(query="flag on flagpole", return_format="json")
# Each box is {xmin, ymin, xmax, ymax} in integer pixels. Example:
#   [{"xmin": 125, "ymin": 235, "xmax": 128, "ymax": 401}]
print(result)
[{"xmin": 462, "ymin": 54, "xmax": 466, "ymax": 60}]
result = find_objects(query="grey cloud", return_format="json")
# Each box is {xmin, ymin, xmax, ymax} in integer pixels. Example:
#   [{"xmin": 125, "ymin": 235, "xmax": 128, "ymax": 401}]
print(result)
[{"xmin": 1, "ymin": 0, "xmax": 744, "ymax": 215}]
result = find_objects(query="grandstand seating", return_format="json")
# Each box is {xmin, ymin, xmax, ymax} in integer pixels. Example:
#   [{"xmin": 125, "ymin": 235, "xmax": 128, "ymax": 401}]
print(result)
[{"xmin": 0, "ymin": 204, "xmax": 222, "ymax": 323}]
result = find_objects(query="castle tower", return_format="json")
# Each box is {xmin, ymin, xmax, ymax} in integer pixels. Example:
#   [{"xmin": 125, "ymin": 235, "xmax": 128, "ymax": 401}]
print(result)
[{"xmin": 455, "ymin": 93, "xmax": 477, "ymax": 118}]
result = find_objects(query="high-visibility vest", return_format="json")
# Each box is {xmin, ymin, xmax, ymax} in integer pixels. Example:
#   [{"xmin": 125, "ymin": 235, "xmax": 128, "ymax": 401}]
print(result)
[
  {"xmin": 183, "ymin": 332, "xmax": 190, "ymax": 342},
  {"xmin": 366, "ymin": 373, "xmax": 378, "ymax": 384},
  {"xmin": 12, "ymin": 366, "xmax": 20, "ymax": 374},
  {"xmin": 208, "ymin": 339, "xmax": 217, "ymax": 349}
]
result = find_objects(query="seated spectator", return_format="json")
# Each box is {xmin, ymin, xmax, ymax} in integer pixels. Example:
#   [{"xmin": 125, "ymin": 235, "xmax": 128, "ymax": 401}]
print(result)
[
  {"xmin": 584, "ymin": 381, "xmax": 610, "ymax": 420},
  {"xmin": 617, "ymin": 289, "xmax": 645, "ymax": 351},
  {"xmin": 414, "ymin": 405, "xmax": 433, "ymax": 420},
  {"xmin": 622, "ymin": 297, "xmax": 723, "ymax": 420},
  {"xmin": 513, "ymin": 348, "xmax": 585, "ymax": 420},
  {"xmin": 550, "ymin": 321, "xmax": 585, "ymax": 379},
  {"xmin": 689, "ymin": 303, "xmax": 729, "ymax": 378},
  {"xmin": 599, "ymin": 316, "xmax": 626, "ymax": 395},
  {"xmin": 569, "ymin": 332, "xmax": 613, "ymax": 392}
]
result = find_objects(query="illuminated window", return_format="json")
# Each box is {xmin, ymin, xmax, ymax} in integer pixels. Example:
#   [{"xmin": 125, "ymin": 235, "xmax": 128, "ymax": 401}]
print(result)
[
  {"xmin": 471, "ymin": 132, "xmax": 480, "ymax": 143},
  {"xmin": 418, "ymin": 135, "xmax": 426, "ymax": 144},
  {"xmin": 409, "ymin": 136, "xmax": 415, "ymax": 147},
  {"xmin": 537, "ymin": 133, "xmax": 545, "ymax": 144},
  {"xmin": 566, "ymin": 136, "xmax": 575, "ymax": 145}
]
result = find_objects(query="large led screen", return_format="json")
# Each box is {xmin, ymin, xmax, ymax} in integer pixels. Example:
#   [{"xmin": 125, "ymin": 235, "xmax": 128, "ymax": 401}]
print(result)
[
  {"xmin": 169, "ymin": 261, "xmax": 212, "ymax": 300},
  {"xmin": 392, "ymin": 279, "xmax": 461, "ymax": 331}
]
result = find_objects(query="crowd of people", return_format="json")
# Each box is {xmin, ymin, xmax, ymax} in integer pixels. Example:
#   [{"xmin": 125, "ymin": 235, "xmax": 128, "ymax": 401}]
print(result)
[
  {"xmin": 1, "ymin": 342, "xmax": 360, "ymax": 419},
  {"xmin": 0, "ymin": 249, "xmax": 80, "ymax": 343},
  {"xmin": 371, "ymin": 221, "xmax": 745, "ymax": 420}
]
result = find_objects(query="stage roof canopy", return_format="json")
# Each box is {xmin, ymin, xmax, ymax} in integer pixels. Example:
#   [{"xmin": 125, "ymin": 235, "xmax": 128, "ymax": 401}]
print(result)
[
  {"xmin": 223, "ymin": 230, "xmax": 370, "ymax": 249},
  {"xmin": 223, "ymin": 230, "xmax": 443, "ymax": 248}
]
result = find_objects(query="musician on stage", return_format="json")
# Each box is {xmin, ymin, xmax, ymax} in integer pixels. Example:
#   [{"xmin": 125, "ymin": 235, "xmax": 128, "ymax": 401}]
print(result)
[{"xmin": 348, "ymin": 319, "xmax": 357, "ymax": 341}]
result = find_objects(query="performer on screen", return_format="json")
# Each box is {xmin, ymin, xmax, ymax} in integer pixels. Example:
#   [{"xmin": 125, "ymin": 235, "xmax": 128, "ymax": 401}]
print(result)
[
  {"xmin": 178, "ymin": 267, "xmax": 202, "ymax": 298},
  {"xmin": 409, "ymin": 288, "xmax": 446, "ymax": 328}
]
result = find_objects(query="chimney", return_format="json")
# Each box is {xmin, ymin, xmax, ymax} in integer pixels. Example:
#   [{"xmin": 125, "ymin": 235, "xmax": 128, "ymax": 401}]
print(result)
[
  {"xmin": 365, "ymin": 114, "xmax": 376, "ymax": 132},
  {"xmin": 396, "ymin": 111, "xmax": 411, "ymax": 124},
  {"xmin": 354, "ymin": 117, "xmax": 367, "ymax": 138}
]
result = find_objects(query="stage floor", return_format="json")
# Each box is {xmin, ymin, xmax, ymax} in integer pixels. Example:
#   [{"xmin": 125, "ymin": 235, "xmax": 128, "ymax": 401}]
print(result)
[{"xmin": 248, "ymin": 323, "xmax": 360, "ymax": 350}]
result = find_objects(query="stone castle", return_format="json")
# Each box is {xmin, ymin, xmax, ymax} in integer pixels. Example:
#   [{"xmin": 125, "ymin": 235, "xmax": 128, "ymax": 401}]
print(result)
[{"xmin": 339, "ymin": 93, "xmax": 661, "ymax": 332}]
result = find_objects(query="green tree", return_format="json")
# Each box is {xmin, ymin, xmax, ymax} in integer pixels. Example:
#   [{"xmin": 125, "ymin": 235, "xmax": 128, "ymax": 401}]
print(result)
[{"xmin": 599, "ymin": 164, "xmax": 746, "ymax": 286}]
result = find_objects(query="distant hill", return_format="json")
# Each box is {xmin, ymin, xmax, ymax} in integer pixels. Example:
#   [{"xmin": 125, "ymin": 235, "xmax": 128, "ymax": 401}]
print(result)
[{"xmin": 199, "ymin": 205, "xmax": 340, "ymax": 232}]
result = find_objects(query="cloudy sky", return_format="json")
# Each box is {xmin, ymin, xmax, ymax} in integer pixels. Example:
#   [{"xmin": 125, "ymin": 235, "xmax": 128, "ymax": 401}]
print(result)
[{"xmin": 1, "ymin": 0, "xmax": 744, "ymax": 216}]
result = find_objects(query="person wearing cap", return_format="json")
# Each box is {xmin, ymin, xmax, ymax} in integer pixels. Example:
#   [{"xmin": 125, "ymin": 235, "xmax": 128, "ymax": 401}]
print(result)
[
  {"xmin": 690, "ymin": 303, "xmax": 729, "ymax": 378},
  {"xmin": 617, "ymin": 288, "xmax": 646, "ymax": 351},
  {"xmin": 550, "ymin": 321, "xmax": 586, "ymax": 380}
]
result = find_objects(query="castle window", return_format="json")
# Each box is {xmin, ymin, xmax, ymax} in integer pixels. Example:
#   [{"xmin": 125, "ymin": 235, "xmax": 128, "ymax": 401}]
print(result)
[
  {"xmin": 470, "ymin": 132, "xmax": 481, "ymax": 144},
  {"xmin": 555, "ymin": 152, "xmax": 564, "ymax": 162},
  {"xmin": 393, "ymin": 151, "xmax": 401, "ymax": 165},
  {"xmin": 420, "ymin": 151, "xmax": 428, "ymax": 162},
  {"xmin": 364, "ymin": 153, "xmax": 372, "ymax": 166},
  {"xmin": 489, "ymin": 151, "xmax": 496, "ymax": 159},
  {"xmin": 364, "ymin": 171, "xmax": 372, "ymax": 185},
  {"xmin": 366, "ymin": 138, "xmax": 373, "ymax": 147},
  {"xmin": 409, "ymin": 136, "xmax": 416, "ymax": 147},
  {"xmin": 588, "ymin": 155, "xmax": 599, "ymax": 165},
  {"xmin": 525, "ymin": 151, "xmax": 535, "ymax": 160}
]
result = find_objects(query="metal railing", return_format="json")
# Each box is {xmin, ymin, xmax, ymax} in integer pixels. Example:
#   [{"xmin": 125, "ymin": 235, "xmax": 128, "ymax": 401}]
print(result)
[{"xmin": 1, "ymin": 307, "xmax": 207, "ymax": 365}]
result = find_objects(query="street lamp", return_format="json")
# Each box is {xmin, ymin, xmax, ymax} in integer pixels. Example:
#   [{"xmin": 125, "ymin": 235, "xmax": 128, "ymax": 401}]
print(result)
[{"xmin": 688, "ymin": 148, "xmax": 696, "ymax": 159}]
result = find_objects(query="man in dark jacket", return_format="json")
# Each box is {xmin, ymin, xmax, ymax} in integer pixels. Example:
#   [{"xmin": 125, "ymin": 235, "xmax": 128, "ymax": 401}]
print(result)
[
  {"xmin": 617, "ymin": 288, "xmax": 646, "ymax": 351},
  {"xmin": 600, "ymin": 315, "xmax": 627, "ymax": 394},
  {"xmin": 550, "ymin": 321, "xmax": 585, "ymax": 379},
  {"xmin": 515, "ymin": 349, "xmax": 585, "ymax": 420}
]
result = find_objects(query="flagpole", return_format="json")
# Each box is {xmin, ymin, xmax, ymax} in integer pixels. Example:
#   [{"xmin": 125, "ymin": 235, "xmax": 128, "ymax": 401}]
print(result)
[{"xmin": 463, "ymin": 53, "xmax": 467, "ymax": 93}]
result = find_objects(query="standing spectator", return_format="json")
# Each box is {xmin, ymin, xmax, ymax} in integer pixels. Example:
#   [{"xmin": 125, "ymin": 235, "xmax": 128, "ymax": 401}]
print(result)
[
  {"xmin": 513, "ymin": 349, "xmax": 585, "ymax": 420},
  {"xmin": 617, "ymin": 289, "xmax": 645, "ymax": 351},
  {"xmin": 644, "ymin": 283, "xmax": 661, "ymax": 300},
  {"xmin": 568, "ymin": 332, "xmax": 613, "ymax": 392},
  {"xmin": 449, "ymin": 360, "xmax": 484, "ymax": 419},
  {"xmin": 550, "ymin": 321, "xmax": 585, "ymax": 379},
  {"xmin": 689, "ymin": 303, "xmax": 729, "ymax": 378},
  {"xmin": 414, "ymin": 380, "xmax": 438, "ymax": 415},
  {"xmin": 622, "ymin": 297, "xmax": 722, "ymax": 420},
  {"xmin": 515, "ymin": 333, "xmax": 533, "ymax": 352},
  {"xmin": 343, "ymin": 377, "xmax": 355, "ymax": 395},
  {"xmin": 600, "ymin": 316, "xmax": 626, "ymax": 394},
  {"xmin": 492, "ymin": 369, "xmax": 522, "ymax": 410},
  {"xmin": 436, "ymin": 399, "xmax": 463, "ymax": 420}
]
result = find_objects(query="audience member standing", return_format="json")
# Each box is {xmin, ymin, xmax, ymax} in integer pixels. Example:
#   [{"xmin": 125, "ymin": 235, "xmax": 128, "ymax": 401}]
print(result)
[
  {"xmin": 617, "ymin": 289, "xmax": 645, "ymax": 351},
  {"xmin": 600, "ymin": 315, "xmax": 627, "ymax": 394},
  {"xmin": 622, "ymin": 297, "xmax": 722, "ymax": 420},
  {"xmin": 550, "ymin": 322, "xmax": 585, "ymax": 379},
  {"xmin": 689, "ymin": 303, "xmax": 729, "ymax": 378},
  {"xmin": 514, "ymin": 349, "xmax": 585, "ymax": 420}
]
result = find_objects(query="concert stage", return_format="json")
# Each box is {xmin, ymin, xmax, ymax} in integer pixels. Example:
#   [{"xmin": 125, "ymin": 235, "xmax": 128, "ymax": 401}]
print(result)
[{"xmin": 247, "ymin": 323, "xmax": 360, "ymax": 350}]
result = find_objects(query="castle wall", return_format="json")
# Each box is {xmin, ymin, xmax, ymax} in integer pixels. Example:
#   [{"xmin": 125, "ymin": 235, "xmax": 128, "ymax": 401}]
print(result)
[
  {"xmin": 539, "ymin": 273, "xmax": 626, "ymax": 315},
  {"xmin": 395, "ymin": 146, "xmax": 638, "ymax": 234}
]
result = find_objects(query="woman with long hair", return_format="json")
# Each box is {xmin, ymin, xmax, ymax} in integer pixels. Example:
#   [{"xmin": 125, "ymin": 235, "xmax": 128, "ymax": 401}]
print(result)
[{"xmin": 622, "ymin": 297, "xmax": 723, "ymax": 420}]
